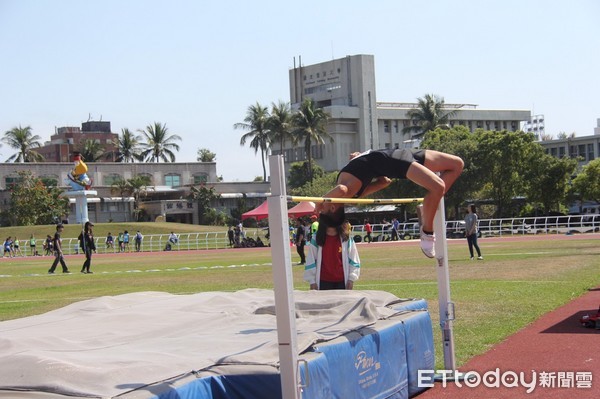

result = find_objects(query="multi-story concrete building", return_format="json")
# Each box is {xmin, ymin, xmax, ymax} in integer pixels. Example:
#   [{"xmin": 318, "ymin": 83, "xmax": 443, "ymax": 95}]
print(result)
[
  {"xmin": 539, "ymin": 118, "xmax": 600, "ymax": 165},
  {"xmin": 36, "ymin": 121, "xmax": 119, "ymax": 162},
  {"xmin": 0, "ymin": 162, "xmax": 217, "ymax": 224},
  {"xmin": 283, "ymin": 54, "xmax": 531, "ymax": 172}
]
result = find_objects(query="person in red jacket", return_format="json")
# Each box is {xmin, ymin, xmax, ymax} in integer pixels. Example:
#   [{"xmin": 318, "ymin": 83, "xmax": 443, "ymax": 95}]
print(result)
[{"xmin": 364, "ymin": 219, "xmax": 373, "ymax": 243}]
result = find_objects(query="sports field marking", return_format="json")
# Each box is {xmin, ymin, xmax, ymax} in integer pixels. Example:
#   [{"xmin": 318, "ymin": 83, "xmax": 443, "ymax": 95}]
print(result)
[{"xmin": 0, "ymin": 262, "xmax": 274, "ymax": 278}]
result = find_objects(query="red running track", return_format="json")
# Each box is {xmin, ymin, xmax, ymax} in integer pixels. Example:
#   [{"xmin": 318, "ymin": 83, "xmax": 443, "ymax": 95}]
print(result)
[{"xmin": 415, "ymin": 285, "xmax": 600, "ymax": 398}]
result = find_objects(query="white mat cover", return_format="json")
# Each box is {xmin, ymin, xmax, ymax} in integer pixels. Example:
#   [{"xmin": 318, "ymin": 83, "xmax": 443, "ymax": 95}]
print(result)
[{"xmin": 0, "ymin": 289, "xmax": 402, "ymax": 398}]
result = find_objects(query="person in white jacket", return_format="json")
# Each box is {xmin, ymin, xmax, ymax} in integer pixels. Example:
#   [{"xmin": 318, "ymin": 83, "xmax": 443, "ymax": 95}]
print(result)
[{"xmin": 303, "ymin": 215, "xmax": 361, "ymax": 290}]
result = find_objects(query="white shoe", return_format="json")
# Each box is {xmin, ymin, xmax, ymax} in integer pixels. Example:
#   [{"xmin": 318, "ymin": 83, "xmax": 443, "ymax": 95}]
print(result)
[
  {"xmin": 477, "ymin": 256, "xmax": 483, "ymax": 260},
  {"xmin": 420, "ymin": 229, "xmax": 435, "ymax": 258}
]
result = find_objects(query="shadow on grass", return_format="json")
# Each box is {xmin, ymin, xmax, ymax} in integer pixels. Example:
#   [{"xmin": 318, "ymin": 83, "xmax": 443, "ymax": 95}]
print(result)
[{"xmin": 540, "ymin": 309, "xmax": 600, "ymax": 334}]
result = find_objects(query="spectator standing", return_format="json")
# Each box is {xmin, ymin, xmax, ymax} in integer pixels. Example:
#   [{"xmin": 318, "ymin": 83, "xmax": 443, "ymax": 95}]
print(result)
[
  {"xmin": 12, "ymin": 237, "xmax": 23, "ymax": 257},
  {"xmin": 364, "ymin": 219, "xmax": 373, "ymax": 243},
  {"xmin": 295, "ymin": 219, "xmax": 306, "ymax": 265},
  {"xmin": 79, "ymin": 221, "xmax": 96, "ymax": 274},
  {"xmin": 391, "ymin": 218, "xmax": 400, "ymax": 241},
  {"xmin": 237, "ymin": 221, "xmax": 245, "ymax": 239},
  {"xmin": 465, "ymin": 204, "xmax": 483, "ymax": 260},
  {"xmin": 123, "ymin": 231, "xmax": 130, "ymax": 252},
  {"xmin": 3, "ymin": 237, "xmax": 13, "ymax": 258},
  {"xmin": 117, "ymin": 232, "xmax": 124, "ymax": 252},
  {"xmin": 227, "ymin": 226, "xmax": 235, "ymax": 247},
  {"xmin": 134, "ymin": 230, "xmax": 143, "ymax": 252},
  {"xmin": 234, "ymin": 225, "xmax": 241, "ymax": 246},
  {"xmin": 48, "ymin": 224, "xmax": 70, "ymax": 274},
  {"xmin": 304, "ymin": 216, "xmax": 361, "ymax": 290},
  {"xmin": 44, "ymin": 235, "xmax": 54, "ymax": 255},
  {"xmin": 309, "ymin": 215, "xmax": 319, "ymax": 241},
  {"xmin": 29, "ymin": 234, "xmax": 36, "ymax": 256},
  {"xmin": 106, "ymin": 232, "xmax": 114, "ymax": 250}
]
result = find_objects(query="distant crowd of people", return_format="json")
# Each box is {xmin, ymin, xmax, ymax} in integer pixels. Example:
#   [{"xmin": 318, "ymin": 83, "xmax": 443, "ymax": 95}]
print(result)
[
  {"xmin": 227, "ymin": 222, "xmax": 266, "ymax": 248},
  {"xmin": 104, "ymin": 230, "xmax": 144, "ymax": 253}
]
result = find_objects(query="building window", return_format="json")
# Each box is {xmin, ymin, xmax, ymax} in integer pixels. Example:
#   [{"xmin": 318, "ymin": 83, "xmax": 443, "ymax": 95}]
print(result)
[
  {"xmin": 165, "ymin": 174, "xmax": 181, "ymax": 187},
  {"xmin": 104, "ymin": 173, "xmax": 122, "ymax": 186},
  {"xmin": 194, "ymin": 174, "xmax": 208, "ymax": 184},
  {"xmin": 384, "ymin": 121, "xmax": 390, "ymax": 133},
  {"xmin": 587, "ymin": 144, "xmax": 594, "ymax": 161},
  {"xmin": 558, "ymin": 147, "xmax": 565, "ymax": 158},
  {"xmin": 138, "ymin": 173, "xmax": 153, "ymax": 185},
  {"xmin": 311, "ymin": 144, "xmax": 324, "ymax": 160},
  {"xmin": 5, "ymin": 175, "xmax": 21, "ymax": 188}
]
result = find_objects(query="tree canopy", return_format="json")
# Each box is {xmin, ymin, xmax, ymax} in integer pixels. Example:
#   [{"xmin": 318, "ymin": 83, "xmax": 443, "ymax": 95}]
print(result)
[
  {"xmin": 197, "ymin": 148, "xmax": 216, "ymax": 162},
  {"xmin": 4, "ymin": 171, "xmax": 69, "ymax": 225},
  {"xmin": 234, "ymin": 103, "xmax": 271, "ymax": 181},
  {"xmin": 402, "ymin": 94, "xmax": 456, "ymax": 137},
  {"xmin": 139, "ymin": 122, "xmax": 182, "ymax": 162},
  {"xmin": 2, "ymin": 125, "xmax": 44, "ymax": 162}
]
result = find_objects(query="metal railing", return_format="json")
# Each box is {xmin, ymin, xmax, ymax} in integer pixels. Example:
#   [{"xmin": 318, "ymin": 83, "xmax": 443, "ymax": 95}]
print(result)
[
  {"xmin": 7, "ymin": 215, "xmax": 599, "ymax": 257},
  {"xmin": 350, "ymin": 215, "xmax": 600, "ymax": 242},
  {"xmin": 11, "ymin": 230, "xmax": 268, "ymax": 257}
]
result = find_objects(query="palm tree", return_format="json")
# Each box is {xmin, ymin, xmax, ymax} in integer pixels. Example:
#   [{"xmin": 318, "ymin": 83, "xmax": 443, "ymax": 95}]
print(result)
[
  {"xmin": 139, "ymin": 122, "xmax": 182, "ymax": 162},
  {"xmin": 402, "ymin": 94, "xmax": 457, "ymax": 137},
  {"xmin": 78, "ymin": 139, "xmax": 106, "ymax": 162},
  {"xmin": 110, "ymin": 178, "xmax": 133, "ymax": 222},
  {"xmin": 2, "ymin": 125, "xmax": 44, "ymax": 162},
  {"xmin": 267, "ymin": 101, "xmax": 293, "ymax": 153},
  {"xmin": 128, "ymin": 175, "xmax": 152, "ymax": 221},
  {"xmin": 113, "ymin": 128, "xmax": 143, "ymax": 162},
  {"xmin": 291, "ymin": 98, "xmax": 332, "ymax": 182},
  {"xmin": 234, "ymin": 102, "xmax": 271, "ymax": 181}
]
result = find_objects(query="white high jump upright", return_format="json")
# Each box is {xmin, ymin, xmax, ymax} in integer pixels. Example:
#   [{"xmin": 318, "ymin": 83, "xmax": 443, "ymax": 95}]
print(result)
[
  {"xmin": 433, "ymin": 197, "xmax": 457, "ymax": 373},
  {"xmin": 267, "ymin": 154, "xmax": 458, "ymax": 396},
  {"xmin": 268, "ymin": 155, "xmax": 300, "ymax": 399}
]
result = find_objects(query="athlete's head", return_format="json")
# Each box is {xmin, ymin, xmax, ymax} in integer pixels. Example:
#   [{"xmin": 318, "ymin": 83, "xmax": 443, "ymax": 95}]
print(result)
[{"xmin": 319, "ymin": 205, "xmax": 345, "ymax": 228}]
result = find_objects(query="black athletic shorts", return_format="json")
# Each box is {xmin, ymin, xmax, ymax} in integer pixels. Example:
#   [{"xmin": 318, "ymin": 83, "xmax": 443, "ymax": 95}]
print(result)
[{"xmin": 339, "ymin": 149, "xmax": 426, "ymax": 197}]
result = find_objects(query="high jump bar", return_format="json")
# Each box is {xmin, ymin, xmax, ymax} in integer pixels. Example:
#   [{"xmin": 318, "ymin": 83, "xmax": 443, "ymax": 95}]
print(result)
[{"xmin": 287, "ymin": 195, "xmax": 423, "ymax": 205}]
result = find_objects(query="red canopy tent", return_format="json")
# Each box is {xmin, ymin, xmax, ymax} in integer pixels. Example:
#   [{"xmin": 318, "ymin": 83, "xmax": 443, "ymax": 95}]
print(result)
[
  {"xmin": 241, "ymin": 200, "xmax": 269, "ymax": 221},
  {"xmin": 287, "ymin": 201, "xmax": 315, "ymax": 218},
  {"xmin": 241, "ymin": 200, "xmax": 316, "ymax": 221}
]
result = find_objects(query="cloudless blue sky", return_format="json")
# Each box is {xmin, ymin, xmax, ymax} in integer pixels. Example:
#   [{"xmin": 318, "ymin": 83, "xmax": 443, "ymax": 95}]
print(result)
[{"xmin": 1, "ymin": 0, "xmax": 598, "ymax": 181}]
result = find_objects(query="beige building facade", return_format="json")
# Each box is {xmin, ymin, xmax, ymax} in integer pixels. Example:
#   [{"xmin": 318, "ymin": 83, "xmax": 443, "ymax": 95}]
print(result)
[{"xmin": 283, "ymin": 54, "xmax": 531, "ymax": 173}]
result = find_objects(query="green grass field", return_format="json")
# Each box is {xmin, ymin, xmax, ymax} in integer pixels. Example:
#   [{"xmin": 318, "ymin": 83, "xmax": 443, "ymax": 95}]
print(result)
[{"xmin": 1, "ymin": 231, "xmax": 599, "ymax": 370}]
